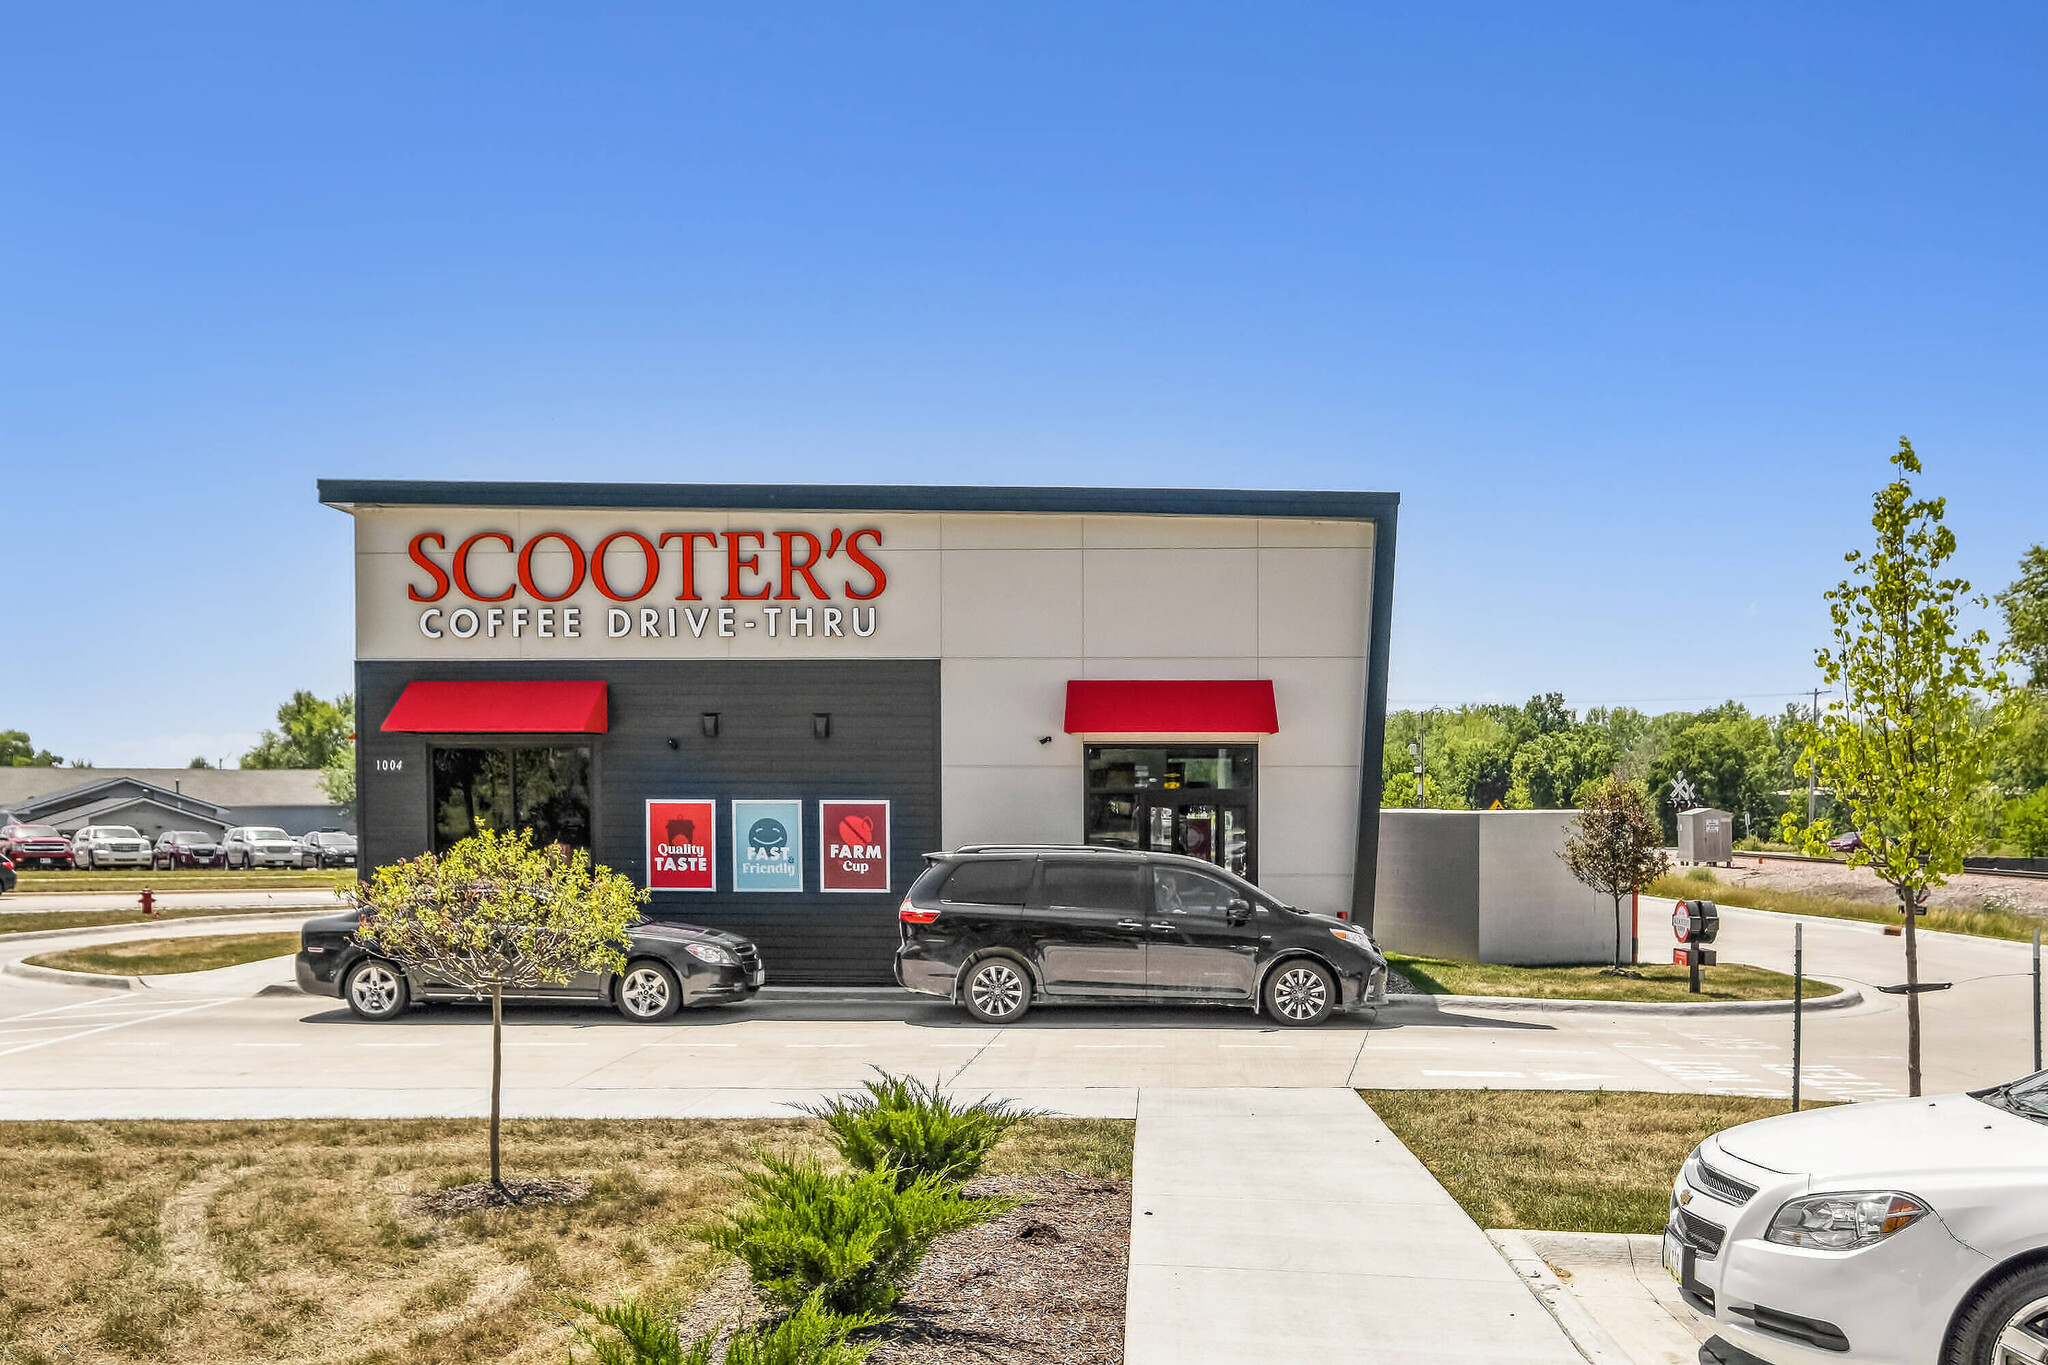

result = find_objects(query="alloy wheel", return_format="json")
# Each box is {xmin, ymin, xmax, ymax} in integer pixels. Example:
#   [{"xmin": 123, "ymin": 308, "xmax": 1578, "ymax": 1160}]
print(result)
[
  {"xmin": 1997, "ymin": 1296, "xmax": 2048, "ymax": 1365},
  {"xmin": 620, "ymin": 966, "xmax": 672, "ymax": 1017},
  {"xmin": 1272, "ymin": 966, "xmax": 1329, "ymax": 1022},
  {"xmin": 970, "ymin": 962, "xmax": 1026, "ymax": 1020},
  {"xmin": 349, "ymin": 964, "xmax": 402, "ymax": 1016}
]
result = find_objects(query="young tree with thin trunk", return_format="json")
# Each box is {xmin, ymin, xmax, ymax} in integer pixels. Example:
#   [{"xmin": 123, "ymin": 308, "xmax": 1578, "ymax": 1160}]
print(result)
[
  {"xmin": 1789, "ymin": 438, "xmax": 2013, "ymax": 1097},
  {"xmin": 350, "ymin": 827, "xmax": 643, "ymax": 1193},
  {"xmin": 1560, "ymin": 775, "xmax": 1670, "ymax": 970}
]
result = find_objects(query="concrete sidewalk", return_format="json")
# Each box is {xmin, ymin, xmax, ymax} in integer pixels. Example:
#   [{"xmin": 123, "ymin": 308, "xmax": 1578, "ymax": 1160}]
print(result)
[{"xmin": 1124, "ymin": 1088, "xmax": 1582, "ymax": 1364}]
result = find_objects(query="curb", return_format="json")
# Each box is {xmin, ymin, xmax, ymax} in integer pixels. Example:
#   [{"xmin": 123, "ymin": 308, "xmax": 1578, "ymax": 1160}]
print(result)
[
  {"xmin": 0, "ymin": 910, "xmax": 321, "ymax": 947},
  {"xmin": 1487, "ymin": 1230, "xmax": 1635, "ymax": 1365},
  {"xmin": 1381, "ymin": 978, "xmax": 1862, "ymax": 1016},
  {"xmin": 2, "ymin": 957, "xmax": 307, "ymax": 996}
]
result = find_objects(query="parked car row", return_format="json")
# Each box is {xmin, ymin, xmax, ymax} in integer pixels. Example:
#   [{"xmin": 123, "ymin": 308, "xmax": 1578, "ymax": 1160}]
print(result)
[
  {"xmin": 0, "ymin": 820, "xmax": 356, "ymax": 872},
  {"xmin": 298, "ymin": 844, "xmax": 1392, "ymax": 1027}
]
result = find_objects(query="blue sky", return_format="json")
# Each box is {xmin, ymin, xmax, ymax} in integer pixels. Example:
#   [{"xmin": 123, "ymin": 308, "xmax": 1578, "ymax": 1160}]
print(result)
[{"xmin": 4, "ymin": 4, "xmax": 2044, "ymax": 766}]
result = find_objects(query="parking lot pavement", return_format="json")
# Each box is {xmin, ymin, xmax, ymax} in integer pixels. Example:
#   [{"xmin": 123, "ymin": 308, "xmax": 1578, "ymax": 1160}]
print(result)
[
  {"xmin": 1494, "ymin": 1231, "xmax": 1713, "ymax": 1365},
  {"xmin": 1125, "ymin": 1089, "xmax": 1582, "ymax": 1365},
  {"xmin": 0, "ymin": 901, "xmax": 2036, "ymax": 1120}
]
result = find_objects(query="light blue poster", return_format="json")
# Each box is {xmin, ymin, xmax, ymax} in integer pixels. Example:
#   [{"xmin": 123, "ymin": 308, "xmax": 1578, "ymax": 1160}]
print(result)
[{"xmin": 732, "ymin": 800, "xmax": 804, "ymax": 892}]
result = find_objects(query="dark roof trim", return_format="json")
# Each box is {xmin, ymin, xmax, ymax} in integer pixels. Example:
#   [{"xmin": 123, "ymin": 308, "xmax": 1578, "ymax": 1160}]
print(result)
[
  {"xmin": 318, "ymin": 480, "xmax": 1398, "ymax": 521},
  {"xmin": 14, "ymin": 776, "xmax": 233, "ymax": 820}
]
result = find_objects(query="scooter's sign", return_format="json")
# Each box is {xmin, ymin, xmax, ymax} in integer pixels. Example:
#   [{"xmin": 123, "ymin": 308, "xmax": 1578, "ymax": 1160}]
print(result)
[
  {"xmin": 819, "ymin": 800, "xmax": 890, "ymax": 893},
  {"xmin": 647, "ymin": 799, "xmax": 717, "ymax": 892}
]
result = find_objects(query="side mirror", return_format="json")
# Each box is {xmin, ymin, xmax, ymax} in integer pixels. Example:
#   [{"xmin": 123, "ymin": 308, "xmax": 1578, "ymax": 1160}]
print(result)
[{"xmin": 1226, "ymin": 898, "xmax": 1252, "ymax": 925}]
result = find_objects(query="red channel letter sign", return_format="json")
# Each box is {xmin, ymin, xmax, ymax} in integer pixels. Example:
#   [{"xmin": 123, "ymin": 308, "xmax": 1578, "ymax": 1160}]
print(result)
[
  {"xmin": 819, "ymin": 800, "xmax": 890, "ymax": 893},
  {"xmin": 647, "ymin": 799, "xmax": 716, "ymax": 891}
]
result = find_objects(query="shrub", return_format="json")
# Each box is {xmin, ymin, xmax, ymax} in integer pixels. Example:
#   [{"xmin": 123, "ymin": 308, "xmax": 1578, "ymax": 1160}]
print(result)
[
  {"xmin": 800, "ymin": 1072, "xmax": 1031, "ymax": 1191},
  {"xmin": 704, "ymin": 1154, "xmax": 1014, "ymax": 1316},
  {"xmin": 570, "ymin": 1292, "xmax": 886, "ymax": 1365},
  {"xmin": 1683, "ymin": 866, "xmax": 1717, "ymax": 883}
]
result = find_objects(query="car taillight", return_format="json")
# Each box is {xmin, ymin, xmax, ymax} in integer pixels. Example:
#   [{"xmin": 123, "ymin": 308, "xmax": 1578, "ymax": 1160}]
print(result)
[{"xmin": 898, "ymin": 896, "xmax": 940, "ymax": 925}]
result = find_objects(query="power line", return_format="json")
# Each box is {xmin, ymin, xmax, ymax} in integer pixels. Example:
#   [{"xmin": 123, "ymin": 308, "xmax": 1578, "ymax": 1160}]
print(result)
[{"xmin": 1387, "ymin": 688, "xmax": 1825, "ymax": 707}]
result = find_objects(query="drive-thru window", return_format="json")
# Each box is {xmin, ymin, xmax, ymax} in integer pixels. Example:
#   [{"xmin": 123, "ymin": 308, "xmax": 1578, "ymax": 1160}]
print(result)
[{"xmin": 320, "ymin": 481, "xmax": 1398, "ymax": 983}]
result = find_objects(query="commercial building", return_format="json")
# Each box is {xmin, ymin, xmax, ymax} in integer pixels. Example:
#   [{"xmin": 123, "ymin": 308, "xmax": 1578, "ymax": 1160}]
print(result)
[
  {"xmin": 0, "ymin": 769, "xmax": 351, "ymax": 841},
  {"xmin": 320, "ymin": 481, "xmax": 1398, "ymax": 984}
]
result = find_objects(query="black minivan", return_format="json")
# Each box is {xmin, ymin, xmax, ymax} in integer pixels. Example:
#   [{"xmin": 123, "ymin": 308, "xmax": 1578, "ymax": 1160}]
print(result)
[{"xmin": 894, "ymin": 845, "xmax": 1388, "ymax": 1026}]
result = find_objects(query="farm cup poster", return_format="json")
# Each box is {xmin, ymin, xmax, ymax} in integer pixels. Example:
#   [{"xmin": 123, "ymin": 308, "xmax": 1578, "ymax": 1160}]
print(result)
[
  {"xmin": 732, "ymin": 799, "xmax": 803, "ymax": 892},
  {"xmin": 820, "ymin": 800, "xmax": 890, "ymax": 892},
  {"xmin": 646, "ymin": 799, "xmax": 716, "ymax": 891}
]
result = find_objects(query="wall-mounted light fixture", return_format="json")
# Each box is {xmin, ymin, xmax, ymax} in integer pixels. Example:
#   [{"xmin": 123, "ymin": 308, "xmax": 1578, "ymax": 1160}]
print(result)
[
  {"xmin": 812, "ymin": 712, "xmax": 832, "ymax": 740},
  {"xmin": 1037, "ymin": 735, "xmax": 1054, "ymax": 745},
  {"xmin": 701, "ymin": 712, "xmax": 721, "ymax": 739}
]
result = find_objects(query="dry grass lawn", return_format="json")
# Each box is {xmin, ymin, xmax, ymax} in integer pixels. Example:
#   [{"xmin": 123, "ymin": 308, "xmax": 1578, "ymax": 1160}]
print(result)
[
  {"xmin": 22, "ymin": 933, "xmax": 302, "ymax": 977},
  {"xmin": 1362, "ymin": 1088, "xmax": 1820, "ymax": 1233},
  {"xmin": 1650, "ymin": 869, "xmax": 2045, "ymax": 940},
  {"xmin": 1386, "ymin": 955, "xmax": 1836, "ymax": 1003},
  {"xmin": 0, "ymin": 1116, "xmax": 1132, "ymax": 1365},
  {"xmin": 0, "ymin": 907, "xmax": 296, "ymax": 939},
  {"xmin": 14, "ymin": 871, "xmax": 345, "ymax": 894}
]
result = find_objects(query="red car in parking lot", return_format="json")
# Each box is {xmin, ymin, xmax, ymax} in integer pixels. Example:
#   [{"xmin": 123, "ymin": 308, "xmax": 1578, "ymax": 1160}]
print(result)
[
  {"xmin": 153, "ymin": 830, "xmax": 223, "ymax": 869},
  {"xmin": 0, "ymin": 822, "xmax": 74, "ymax": 869}
]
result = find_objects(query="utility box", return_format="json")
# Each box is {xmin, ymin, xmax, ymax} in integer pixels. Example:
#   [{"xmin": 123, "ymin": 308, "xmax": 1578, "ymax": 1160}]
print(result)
[{"xmin": 1677, "ymin": 807, "xmax": 1733, "ymax": 866}]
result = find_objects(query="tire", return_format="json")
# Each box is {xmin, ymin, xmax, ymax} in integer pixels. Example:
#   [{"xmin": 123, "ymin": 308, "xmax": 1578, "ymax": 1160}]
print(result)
[
  {"xmin": 961, "ymin": 956, "xmax": 1032, "ymax": 1024},
  {"xmin": 1946, "ymin": 1264, "xmax": 2048, "ymax": 1365},
  {"xmin": 1264, "ymin": 958, "xmax": 1337, "ymax": 1026},
  {"xmin": 344, "ymin": 960, "xmax": 410, "ymax": 1021},
  {"xmin": 77, "ymin": 851, "xmax": 93, "ymax": 871},
  {"xmin": 616, "ymin": 961, "xmax": 682, "ymax": 1022}
]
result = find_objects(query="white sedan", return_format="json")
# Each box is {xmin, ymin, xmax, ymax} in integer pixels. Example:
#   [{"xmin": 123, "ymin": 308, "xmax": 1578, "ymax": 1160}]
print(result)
[{"xmin": 1670, "ymin": 1073, "xmax": 2048, "ymax": 1365}]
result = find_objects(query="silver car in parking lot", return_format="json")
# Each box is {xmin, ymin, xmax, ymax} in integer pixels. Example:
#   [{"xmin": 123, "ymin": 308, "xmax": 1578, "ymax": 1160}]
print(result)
[
  {"xmin": 72, "ymin": 825, "xmax": 153, "ymax": 870},
  {"xmin": 220, "ymin": 826, "xmax": 302, "ymax": 869}
]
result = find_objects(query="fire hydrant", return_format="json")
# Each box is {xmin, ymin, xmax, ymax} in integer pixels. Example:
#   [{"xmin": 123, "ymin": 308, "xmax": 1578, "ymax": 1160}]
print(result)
[{"xmin": 140, "ymin": 888, "xmax": 156, "ymax": 917}]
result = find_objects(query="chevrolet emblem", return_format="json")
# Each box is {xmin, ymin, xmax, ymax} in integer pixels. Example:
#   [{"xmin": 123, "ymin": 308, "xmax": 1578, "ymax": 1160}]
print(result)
[{"xmin": 1679, "ymin": 1189, "xmax": 1692, "ymax": 1206}]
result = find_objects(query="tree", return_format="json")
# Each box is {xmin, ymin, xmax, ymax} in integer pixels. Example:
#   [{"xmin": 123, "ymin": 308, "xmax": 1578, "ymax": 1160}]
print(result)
[
  {"xmin": 1559, "ymin": 776, "xmax": 1670, "ymax": 969},
  {"xmin": 1507, "ymin": 726, "xmax": 1617, "ymax": 809},
  {"xmin": 188, "ymin": 756, "xmax": 212, "ymax": 769},
  {"xmin": 1788, "ymin": 439, "xmax": 2014, "ymax": 1096},
  {"xmin": 0, "ymin": 731, "xmax": 61, "ymax": 767},
  {"xmin": 1997, "ymin": 544, "xmax": 2048, "ymax": 689},
  {"xmin": 349, "ymin": 828, "xmax": 644, "ymax": 1193},
  {"xmin": 242, "ymin": 691, "xmax": 355, "ymax": 769},
  {"xmin": 320, "ymin": 744, "xmax": 356, "ymax": 816}
]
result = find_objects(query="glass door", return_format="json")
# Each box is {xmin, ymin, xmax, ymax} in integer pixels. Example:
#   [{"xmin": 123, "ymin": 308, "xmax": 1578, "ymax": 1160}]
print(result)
[{"xmin": 1085, "ymin": 744, "xmax": 1257, "ymax": 881}]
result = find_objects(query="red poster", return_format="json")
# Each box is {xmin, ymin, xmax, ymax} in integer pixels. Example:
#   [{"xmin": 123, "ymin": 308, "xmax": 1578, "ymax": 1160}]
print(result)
[
  {"xmin": 819, "ymin": 800, "xmax": 890, "ymax": 893},
  {"xmin": 647, "ymin": 799, "xmax": 716, "ymax": 891}
]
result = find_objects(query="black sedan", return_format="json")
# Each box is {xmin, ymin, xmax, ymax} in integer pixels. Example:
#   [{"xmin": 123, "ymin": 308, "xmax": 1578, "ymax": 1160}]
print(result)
[
  {"xmin": 296, "ymin": 911, "xmax": 766, "ymax": 1022},
  {"xmin": 895, "ymin": 845, "xmax": 1389, "ymax": 1025}
]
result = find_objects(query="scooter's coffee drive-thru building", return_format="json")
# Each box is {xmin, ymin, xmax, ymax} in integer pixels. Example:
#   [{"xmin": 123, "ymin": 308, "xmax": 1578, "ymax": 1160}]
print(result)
[{"xmin": 321, "ymin": 481, "xmax": 1399, "ymax": 984}]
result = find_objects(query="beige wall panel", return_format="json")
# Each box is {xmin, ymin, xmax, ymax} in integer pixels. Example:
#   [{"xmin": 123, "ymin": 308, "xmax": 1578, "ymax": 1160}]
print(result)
[
  {"xmin": 726, "ymin": 549, "xmax": 942, "ymax": 658},
  {"xmin": 942, "ymin": 765, "xmax": 1085, "ymax": 849},
  {"xmin": 1257, "ymin": 763, "xmax": 1362, "ymax": 880},
  {"xmin": 354, "ymin": 506, "xmax": 549, "ymax": 556},
  {"xmin": 1259, "ymin": 657, "xmax": 1368, "ymax": 769},
  {"xmin": 1257, "ymin": 872, "xmax": 1353, "ymax": 920},
  {"xmin": 1257, "ymin": 547, "xmax": 1372, "ymax": 658},
  {"xmin": 1082, "ymin": 515, "xmax": 1259, "ymax": 549},
  {"xmin": 941, "ymin": 514, "xmax": 1085, "ymax": 549},
  {"xmin": 1256, "ymin": 518, "xmax": 1375, "ymax": 548},
  {"xmin": 939, "ymin": 658, "xmax": 1082, "ymax": 769},
  {"xmin": 940, "ymin": 548, "xmax": 1084, "ymax": 657},
  {"xmin": 1081, "ymin": 548, "xmax": 1258, "ymax": 657}
]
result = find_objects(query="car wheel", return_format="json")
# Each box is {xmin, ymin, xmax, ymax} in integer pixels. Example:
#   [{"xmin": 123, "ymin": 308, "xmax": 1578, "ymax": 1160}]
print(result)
[
  {"xmin": 1264, "ymin": 959, "xmax": 1337, "ymax": 1026},
  {"xmin": 78, "ymin": 851, "xmax": 93, "ymax": 871},
  {"xmin": 962, "ymin": 957, "xmax": 1031, "ymax": 1024},
  {"xmin": 344, "ymin": 960, "xmax": 410, "ymax": 1021},
  {"xmin": 1947, "ymin": 1266, "xmax": 2048, "ymax": 1365},
  {"xmin": 616, "ymin": 961, "xmax": 681, "ymax": 1022}
]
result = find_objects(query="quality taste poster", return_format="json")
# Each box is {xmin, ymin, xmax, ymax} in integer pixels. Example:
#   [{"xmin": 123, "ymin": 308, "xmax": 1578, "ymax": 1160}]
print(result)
[
  {"xmin": 646, "ymin": 799, "xmax": 716, "ymax": 891},
  {"xmin": 820, "ymin": 800, "xmax": 890, "ymax": 892},
  {"xmin": 732, "ymin": 799, "xmax": 803, "ymax": 892}
]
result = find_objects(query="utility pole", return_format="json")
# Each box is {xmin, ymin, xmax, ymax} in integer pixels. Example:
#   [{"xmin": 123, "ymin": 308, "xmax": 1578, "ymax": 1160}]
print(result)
[
  {"xmin": 1409, "ymin": 736, "xmax": 1425, "ymax": 808},
  {"xmin": 1806, "ymin": 687, "xmax": 1822, "ymax": 826}
]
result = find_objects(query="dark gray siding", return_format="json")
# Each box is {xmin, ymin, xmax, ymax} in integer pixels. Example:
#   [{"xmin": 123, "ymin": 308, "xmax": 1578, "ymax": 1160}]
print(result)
[{"xmin": 355, "ymin": 659, "xmax": 939, "ymax": 985}]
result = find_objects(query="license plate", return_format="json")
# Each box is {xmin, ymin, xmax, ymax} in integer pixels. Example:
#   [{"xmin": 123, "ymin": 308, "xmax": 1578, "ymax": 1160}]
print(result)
[
  {"xmin": 1664, "ymin": 1230, "xmax": 1683, "ymax": 1282},
  {"xmin": 749, "ymin": 969, "xmax": 766, "ymax": 986}
]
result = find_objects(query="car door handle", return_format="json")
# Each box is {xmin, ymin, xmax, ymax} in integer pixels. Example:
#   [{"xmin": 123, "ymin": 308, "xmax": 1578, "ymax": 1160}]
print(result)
[
  {"xmin": 1148, "ymin": 922, "xmax": 1178, "ymax": 932},
  {"xmin": 1116, "ymin": 920, "xmax": 1146, "ymax": 931}
]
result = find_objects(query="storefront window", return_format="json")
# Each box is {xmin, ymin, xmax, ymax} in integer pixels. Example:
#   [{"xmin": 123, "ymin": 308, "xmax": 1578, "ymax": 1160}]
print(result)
[
  {"xmin": 1083, "ymin": 744, "xmax": 1257, "ymax": 878},
  {"xmin": 432, "ymin": 745, "xmax": 592, "ymax": 853}
]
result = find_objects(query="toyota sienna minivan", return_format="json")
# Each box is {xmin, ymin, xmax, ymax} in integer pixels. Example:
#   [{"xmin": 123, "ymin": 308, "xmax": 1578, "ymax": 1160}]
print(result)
[{"xmin": 894, "ymin": 845, "xmax": 1388, "ymax": 1025}]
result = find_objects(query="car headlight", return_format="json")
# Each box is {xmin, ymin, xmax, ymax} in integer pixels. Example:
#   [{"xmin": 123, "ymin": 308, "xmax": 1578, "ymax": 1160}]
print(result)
[
  {"xmin": 1329, "ymin": 926, "xmax": 1375, "ymax": 950},
  {"xmin": 685, "ymin": 942, "xmax": 737, "ymax": 966},
  {"xmin": 1766, "ymin": 1191, "xmax": 1928, "ymax": 1249}
]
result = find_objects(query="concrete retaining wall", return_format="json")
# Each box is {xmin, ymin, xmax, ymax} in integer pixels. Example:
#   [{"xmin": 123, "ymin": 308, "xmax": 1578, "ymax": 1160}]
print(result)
[{"xmin": 1375, "ymin": 809, "xmax": 1619, "ymax": 966}]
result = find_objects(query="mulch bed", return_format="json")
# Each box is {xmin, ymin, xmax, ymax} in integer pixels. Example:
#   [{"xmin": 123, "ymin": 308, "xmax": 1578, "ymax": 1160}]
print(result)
[
  {"xmin": 409, "ymin": 1176, "xmax": 591, "ymax": 1214},
  {"xmin": 684, "ymin": 1172, "xmax": 1131, "ymax": 1363}
]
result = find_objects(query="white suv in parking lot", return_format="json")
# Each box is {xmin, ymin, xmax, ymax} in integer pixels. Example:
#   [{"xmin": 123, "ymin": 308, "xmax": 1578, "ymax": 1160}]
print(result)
[
  {"xmin": 219, "ymin": 826, "xmax": 302, "ymax": 869},
  {"xmin": 71, "ymin": 825, "xmax": 152, "ymax": 870},
  {"xmin": 1672, "ymin": 1072, "xmax": 2048, "ymax": 1365}
]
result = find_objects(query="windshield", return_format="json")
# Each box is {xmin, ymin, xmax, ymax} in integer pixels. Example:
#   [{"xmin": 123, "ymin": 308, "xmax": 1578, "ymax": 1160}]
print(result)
[
  {"xmin": 248, "ymin": 828, "xmax": 289, "ymax": 840},
  {"xmin": 1979, "ymin": 1072, "xmax": 2048, "ymax": 1123},
  {"xmin": 170, "ymin": 831, "xmax": 211, "ymax": 842},
  {"xmin": 15, "ymin": 825, "xmax": 59, "ymax": 838},
  {"xmin": 102, "ymin": 827, "xmax": 141, "ymax": 839}
]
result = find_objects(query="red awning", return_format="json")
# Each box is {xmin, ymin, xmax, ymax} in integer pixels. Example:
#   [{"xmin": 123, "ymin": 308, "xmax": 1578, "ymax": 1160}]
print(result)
[
  {"xmin": 380, "ymin": 680, "xmax": 609, "ymax": 734},
  {"xmin": 1063, "ymin": 679, "xmax": 1279, "ymax": 735}
]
